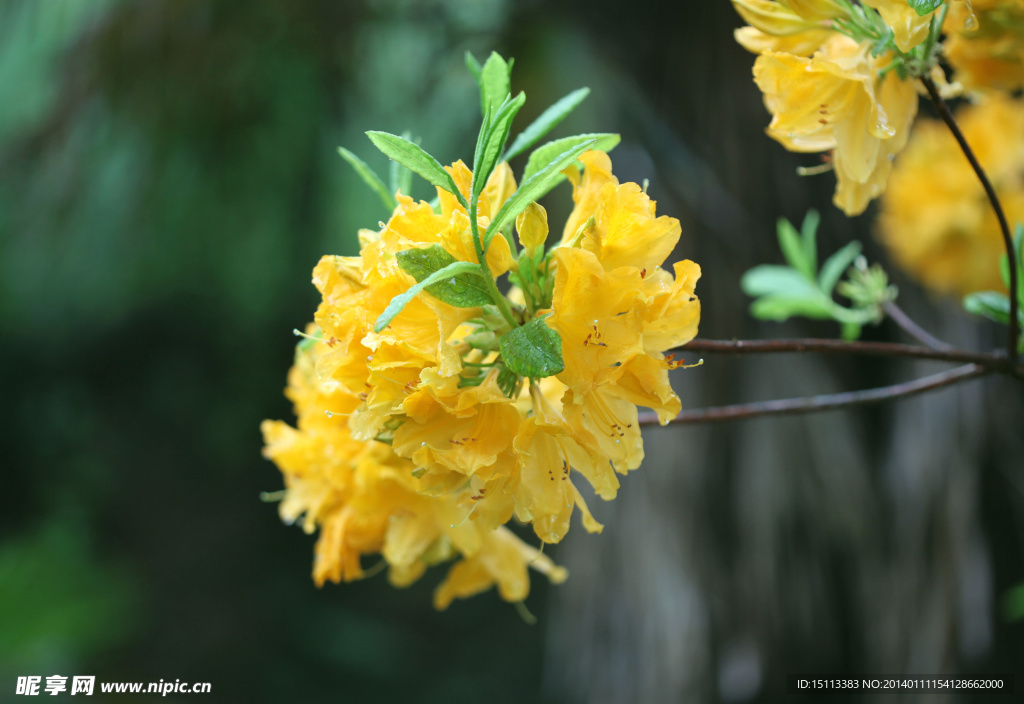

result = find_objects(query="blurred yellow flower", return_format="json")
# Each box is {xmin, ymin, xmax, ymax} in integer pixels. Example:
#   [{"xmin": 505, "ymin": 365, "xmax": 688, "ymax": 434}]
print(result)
[
  {"xmin": 945, "ymin": 0, "xmax": 1024, "ymax": 92},
  {"xmin": 753, "ymin": 35, "xmax": 918, "ymax": 215},
  {"xmin": 877, "ymin": 94, "xmax": 1024, "ymax": 295}
]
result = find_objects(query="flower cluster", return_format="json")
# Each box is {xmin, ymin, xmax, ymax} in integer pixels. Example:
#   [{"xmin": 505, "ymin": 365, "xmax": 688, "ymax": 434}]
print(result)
[
  {"xmin": 731, "ymin": 0, "xmax": 1023, "ymax": 218},
  {"xmin": 262, "ymin": 147, "xmax": 701, "ymax": 608},
  {"xmin": 732, "ymin": 0, "xmax": 928, "ymax": 215},
  {"xmin": 877, "ymin": 93, "xmax": 1024, "ymax": 295}
]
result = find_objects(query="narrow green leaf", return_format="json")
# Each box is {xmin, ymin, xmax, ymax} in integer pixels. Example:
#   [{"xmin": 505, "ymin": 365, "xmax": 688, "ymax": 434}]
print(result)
[
  {"xmin": 503, "ymin": 87, "xmax": 590, "ymax": 162},
  {"xmin": 500, "ymin": 313, "xmax": 564, "ymax": 378},
  {"xmin": 465, "ymin": 51, "xmax": 482, "ymax": 85},
  {"xmin": 472, "ymin": 104, "xmax": 494, "ymax": 187},
  {"xmin": 964, "ymin": 291, "xmax": 1012, "ymax": 325},
  {"xmin": 777, "ymin": 218, "xmax": 811, "ymax": 280},
  {"xmin": 905, "ymin": 0, "xmax": 945, "ymax": 17},
  {"xmin": 366, "ymin": 131, "xmax": 464, "ymax": 205},
  {"xmin": 480, "ymin": 52, "xmax": 511, "ymax": 116},
  {"xmin": 374, "ymin": 261, "xmax": 480, "ymax": 332},
  {"xmin": 485, "ymin": 139, "xmax": 596, "ymax": 247},
  {"xmin": 475, "ymin": 92, "xmax": 526, "ymax": 197},
  {"xmin": 801, "ymin": 209, "xmax": 819, "ymax": 272},
  {"xmin": 337, "ymin": 147, "xmax": 396, "ymax": 212},
  {"xmin": 522, "ymin": 133, "xmax": 620, "ymax": 184},
  {"xmin": 388, "ymin": 131, "xmax": 416, "ymax": 197},
  {"xmin": 819, "ymin": 241, "xmax": 863, "ymax": 295},
  {"xmin": 396, "ymin": 246, "xmax": 493, "ymax": 307}
]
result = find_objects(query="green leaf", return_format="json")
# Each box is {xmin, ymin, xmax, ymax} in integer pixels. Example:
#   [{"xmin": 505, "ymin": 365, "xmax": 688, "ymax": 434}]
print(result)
[
  {"xmin": 819, "ymin": 241, "xmax": 863, "ymax": 295},
  {"xmin": 366, "ymin": 131, "xmax": 464, "ymax": 205},
  {"xmin": 337, "ymin": 147, "xmax": 396, "ymax": 212},
  {"xmin": 374, "ymin": 260, "xmax": 481, "ymax": 332},
  {"xmin": 522, "ymin": 133, "xmax": 620, "ymax": 184},
  {"xmin": 484, "ymin": 138, "xmax": 596, "ymax": 247},
  {"xmin": 465, "ymin": 51, "xmax": 482, "ymax": 85},
  {"xmin": 503, "ymin": 87, "xmax": 590, "ymax": 162},
  {"xmin": 388, "ymin": 131, "xmax": 416, "ymax": 198},
  {"xmin": 479, "ymin": 52, "xmax": 511, "ymax": 117},
  {"xmin": 905, "ymin": 0, "xmax": 945, "ymax": 16},
  {"xmin": 396, "ymin": 246, "xmax": 493, "ymax": 307},
  {"xmin": 800, "ymin": 209, "xmax": 819, "ymax": 273},
  {"xmin": 964, "ymin": 291, "xmax": 1012, "ymax": 325},
  {"xmin": 750, "ymin": 296, "xmax": 834, "ymax": 321},
  {"xmin": 741, "ymin": 265, "xmax": 822, "ymax": 299},
  {"xmin": 499, "ymin": 313, "xmax": 564, "ymax": 378},
  {"xmin": 777, "ymin": 218, "xmax": 812, "ymax": 279},
  {"xmin": 474, "ymin": 91, "xmax": 527, "ymax": 197}
]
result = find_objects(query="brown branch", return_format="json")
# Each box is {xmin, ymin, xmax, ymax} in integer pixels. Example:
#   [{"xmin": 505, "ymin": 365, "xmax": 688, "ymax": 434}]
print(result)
[
  {"xmin": 882, "ymin": 300, "xmax": 952, "ymax": 351},
  {"xmin": 672, "ymin": 338, "xmax": 1015, "ymax": 370},
  {"xmin": 921, "ymin": 75, "xmax": 1020, "ymax": 361},
  {"xmin": 640, "ymin": 364, "xmax": 989, "ymax": 426}
]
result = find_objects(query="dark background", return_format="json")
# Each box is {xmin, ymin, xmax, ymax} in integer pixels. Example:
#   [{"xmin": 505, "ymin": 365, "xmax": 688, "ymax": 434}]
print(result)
[{"xmin": 2, "ymin": 1, "xmax": 1022, "ymax": 702}]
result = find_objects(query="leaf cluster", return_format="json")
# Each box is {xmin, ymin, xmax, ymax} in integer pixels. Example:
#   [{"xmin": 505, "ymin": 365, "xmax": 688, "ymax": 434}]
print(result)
[
  {"xmin": 741, "ymin": 211, "xmax": 896, "ymax": 340},
  {"xmin": 328, "ymin": 52, "xmax": 625, "ymax": 393}
]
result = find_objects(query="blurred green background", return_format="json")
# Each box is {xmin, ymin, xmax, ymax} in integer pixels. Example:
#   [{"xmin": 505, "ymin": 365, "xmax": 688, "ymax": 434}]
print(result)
[{"xmin": 2, "ymin": 1, "xmax": 1022, "ymax": 702}]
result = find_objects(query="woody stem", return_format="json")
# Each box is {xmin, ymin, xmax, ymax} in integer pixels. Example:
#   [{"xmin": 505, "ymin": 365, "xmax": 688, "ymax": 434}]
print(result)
[
  {"xmin": 639, "ymin": 363, "xmax": 989, "ymax": 425},
  {"xmin": 921, "ymin": 74, "xmax": 1020, "ymax": 360}
]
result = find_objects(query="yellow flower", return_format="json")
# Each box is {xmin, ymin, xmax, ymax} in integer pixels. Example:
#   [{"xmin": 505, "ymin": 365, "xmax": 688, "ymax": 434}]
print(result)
[
  {"xmin": 731, "ymin": 0, "xmax": 839, "ymax": 56},
  {"xmin": 267, "ymin": 140, "xmax": 703, "ymax": 601},
  {"xmin": 549, "ymin": 152, "xmax": 701, "ymax": 475},
  {"xmin": 877, "ymin": 94, "xmax": 1024, "ymax": 295},
  {"xmin": 862, "ymin": 0, "xmax": 934, "ymax": 52},
  {"xmin": 753, "ymin": 35, "xmax": 918, "ymax": 215},
  {"xmin": 945, "ymin": 0, "xmax": 1024, "ymax": 92},
  {"xmin": 510, "ymin": 384, "xmax": 608, "ymax": 543},
  {"xmin": 262, "ymin": 336, "xmax": 568, "ymax": 603},
  {"xmin": 434, "ymin": 526, "xmax": 567, "ymax": 610}
]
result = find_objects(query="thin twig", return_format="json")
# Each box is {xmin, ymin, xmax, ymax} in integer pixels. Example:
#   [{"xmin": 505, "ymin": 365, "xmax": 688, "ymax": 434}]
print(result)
[
  {"xmin": 672, "ymin": 338, "xmax": 1014, "ymax": 370},
  {"xmin": 640, "ymin": 364, "xmax": 989, "ymax": 425},
  {"xmin": 882, "ymin": 300, "xmax": 952, "ymax": 350},
  {"xmin": 921, "ymin": 75, "xmax": 1020, "ymax": 361}
]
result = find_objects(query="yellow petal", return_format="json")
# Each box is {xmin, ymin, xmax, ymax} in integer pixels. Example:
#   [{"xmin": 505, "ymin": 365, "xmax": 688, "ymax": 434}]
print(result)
[{"xmin": 732, "ymin": 0, "xmax": 824, "ymax": 35}]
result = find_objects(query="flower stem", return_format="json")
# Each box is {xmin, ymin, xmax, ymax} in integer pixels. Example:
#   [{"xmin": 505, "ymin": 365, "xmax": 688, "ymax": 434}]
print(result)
[
  {"xmin": 469, "ymin": 198, "xmax": 518, "ymax": 328},
  {"xmin": 639, "ymin": 363, "xmax": 989, "ymax": 425},
  {"xmin": 881, "ymin": 300, "xmax": 952, "ymax": 350},
  {"xmin": 921, "ymin": 74, "xmax": 1021, "ymax": 361}
]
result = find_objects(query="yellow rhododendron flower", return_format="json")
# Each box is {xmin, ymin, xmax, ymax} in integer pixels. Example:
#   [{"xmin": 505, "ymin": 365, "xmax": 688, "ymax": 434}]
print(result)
[
  {"xmin": 264, "ymin": 142, "xmax": 702, "ymax": 603},
  {"xmin": 877, "ymin": 94, "xmax": 1024, "ymax": 295},
  {"xmin": 262, "ymin": 335, "xmax": 567, "ymax": 605},
  {"xmin": 753, "ymin": 35, "xmax": 918, "ymax": 215},
  {"xmin": 945, "ymin": 0, "xmax": 1024, "ymax": 92},
  {"xmin": 731, "ymin": 0, "xmax": 836, "ymax": 56}
]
